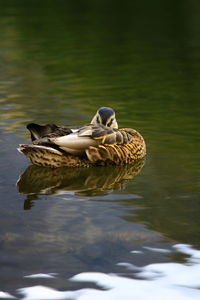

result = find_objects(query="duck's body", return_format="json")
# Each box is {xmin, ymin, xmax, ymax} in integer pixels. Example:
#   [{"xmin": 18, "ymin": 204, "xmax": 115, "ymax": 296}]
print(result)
[{"xmin": 18, "ymin": 107, "xmax": 146, "ymax": 168}]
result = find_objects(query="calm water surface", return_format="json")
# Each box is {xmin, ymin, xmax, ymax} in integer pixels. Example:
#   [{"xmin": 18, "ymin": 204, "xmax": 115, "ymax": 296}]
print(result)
[{"xmin": 0, "ymin": 1, "xmax": 200, "ymax": 299}]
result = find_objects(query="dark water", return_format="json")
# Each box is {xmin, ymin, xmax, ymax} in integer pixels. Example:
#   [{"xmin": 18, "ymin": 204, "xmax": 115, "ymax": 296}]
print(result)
[{"xmin": 0, "ymin": 1, "xmax": 200, "ymax": 298}]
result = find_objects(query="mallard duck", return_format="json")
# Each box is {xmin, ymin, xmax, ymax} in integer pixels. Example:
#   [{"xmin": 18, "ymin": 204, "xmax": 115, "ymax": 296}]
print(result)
[{"xmin": 18, "ymin": 107, "xmax": 146, "ymax": 168}]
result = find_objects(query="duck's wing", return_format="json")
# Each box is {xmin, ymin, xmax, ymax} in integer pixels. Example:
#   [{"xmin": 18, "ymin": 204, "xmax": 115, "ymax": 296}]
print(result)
[
  {"xmin": 48, "ymin": 125, "xmax": 100, "ymax": 154},
  {"xmin": 49, "ymin": 125, "xmax": 139, "ymax": 158},
  {"xmin": 86, "ymin": 127, "xmax": 146, "ymax": 164}
]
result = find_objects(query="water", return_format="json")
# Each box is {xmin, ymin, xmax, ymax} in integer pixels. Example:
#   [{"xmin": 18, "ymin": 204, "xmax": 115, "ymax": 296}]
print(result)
[{"xmin": 0, "ymin": 0, "xmax": 200, "ymax": 299}]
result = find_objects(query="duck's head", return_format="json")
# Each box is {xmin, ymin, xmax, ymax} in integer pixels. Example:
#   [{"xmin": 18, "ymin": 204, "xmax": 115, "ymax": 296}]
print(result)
[{"xmin": 91, "ymin": 107, "xmax": 118, "ymax": 129}]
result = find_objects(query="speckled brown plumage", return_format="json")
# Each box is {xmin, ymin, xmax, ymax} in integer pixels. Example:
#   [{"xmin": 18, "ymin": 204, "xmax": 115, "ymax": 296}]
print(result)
[
  {"xmin": 19, "ymin": 144, "xmax": 90, "ymax": 168},
  {"xmin": 86, "ymin": 128, "xmax": 146, "ymax": 165}
]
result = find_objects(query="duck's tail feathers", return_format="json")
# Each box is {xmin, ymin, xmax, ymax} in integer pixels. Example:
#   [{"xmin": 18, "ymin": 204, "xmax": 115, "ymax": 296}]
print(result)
[{"xmin": 27, "ymin": 123, "xmax": 58, "ymax": 141}]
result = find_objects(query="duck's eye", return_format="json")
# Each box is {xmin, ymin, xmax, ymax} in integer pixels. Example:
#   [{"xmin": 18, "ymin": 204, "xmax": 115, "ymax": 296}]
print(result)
[{"xmin": 107, "ymin": 119, "xmax": 113, "ymax": 127}]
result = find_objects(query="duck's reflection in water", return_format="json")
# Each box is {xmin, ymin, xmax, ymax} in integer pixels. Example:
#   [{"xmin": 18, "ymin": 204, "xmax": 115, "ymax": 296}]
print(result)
[{"xmin": 17, "ymin": 159, "xmax": 145, "ymax": 209}]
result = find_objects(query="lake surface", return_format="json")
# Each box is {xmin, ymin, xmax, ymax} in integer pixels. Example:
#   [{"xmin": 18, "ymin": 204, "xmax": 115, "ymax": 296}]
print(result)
[{"xmin": 0, "ymin": 1, "xmax": 200, "ymax": 299}]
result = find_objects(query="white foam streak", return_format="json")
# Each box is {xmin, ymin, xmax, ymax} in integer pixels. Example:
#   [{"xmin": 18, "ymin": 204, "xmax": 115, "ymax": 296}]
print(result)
[
  {"xmin": 174, "ymin": 244, "xmax": 200, "ymax": 263},
  {"xmin": 18, "ymin": 286, "xmax": 71, "ymax": 300},
  {"xmin": 18, "ymin": 244, "xmax": 200, "ymax": 300},
  {"xmin": 143, "ymin": 246, "xmax": 171, "ymax": 253},
  {"xmin": 24, "ymin": 273, "xmax": 57, "ymax": 279},
  {"xmin": 0, "ymin": 291, "xmax": 16, "ymax": 299},
  {"xmin": 131, "ymin": 250, "xmax": 143, "ymax": 254}
]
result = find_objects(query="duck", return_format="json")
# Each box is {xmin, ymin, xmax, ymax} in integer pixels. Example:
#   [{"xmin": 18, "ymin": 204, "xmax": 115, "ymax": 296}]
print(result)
[{"xmin": 18, "ymin": 107, "xmax": 146, "ymax": 168}]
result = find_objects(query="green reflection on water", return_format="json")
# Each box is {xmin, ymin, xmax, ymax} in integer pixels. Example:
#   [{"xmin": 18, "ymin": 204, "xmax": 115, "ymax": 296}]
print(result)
[{"xmin": 0, "ymin": 0, "xmax": 200, "ymax": 129}]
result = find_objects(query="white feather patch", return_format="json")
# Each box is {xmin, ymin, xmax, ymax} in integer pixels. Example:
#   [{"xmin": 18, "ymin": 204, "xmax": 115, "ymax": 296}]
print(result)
[{"xmin": 51, "ymin": 133, "xmax": 97, "ymax": 150}]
